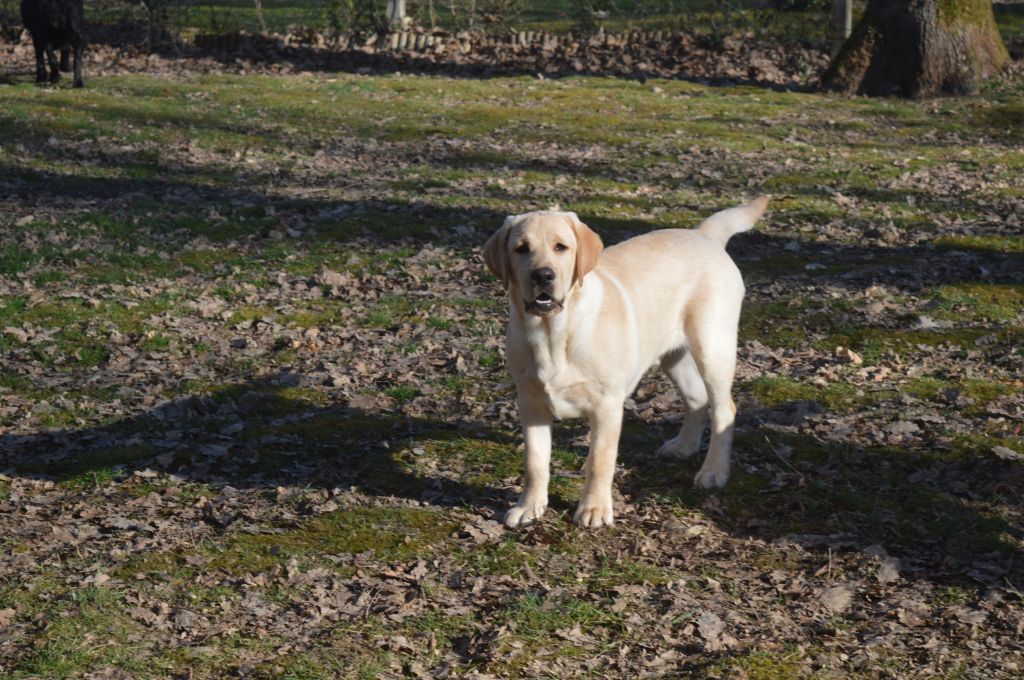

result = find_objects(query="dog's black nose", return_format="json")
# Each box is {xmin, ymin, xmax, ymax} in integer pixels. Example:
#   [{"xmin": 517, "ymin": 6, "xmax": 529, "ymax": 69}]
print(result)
[{"xmin": 530, "ymin": 267, "xmax": 556, "ymax": 286}]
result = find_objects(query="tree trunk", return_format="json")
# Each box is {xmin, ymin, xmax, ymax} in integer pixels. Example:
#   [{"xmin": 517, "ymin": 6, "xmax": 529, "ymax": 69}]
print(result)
[
  {"xmin": 387, "ymin": 0, "xmax": 407, "ymax": 27},
  {"xmin": 829, "ymin": 0, "xmax": 853, "ymax": 58},
  {"xmin": 821, "ymin": 0, "xmax": 1009, "ymax": 97}
]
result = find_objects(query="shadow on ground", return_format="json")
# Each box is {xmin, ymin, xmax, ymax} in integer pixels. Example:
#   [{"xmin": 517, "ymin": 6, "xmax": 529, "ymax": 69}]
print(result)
[
  {"xmin": 3, "ymin": 374, "xmax": 1020, "ymax": 591},
  {"xmin": 0, "ymin": 376, "xmax": 512, "ymax": 512},
  {"xmin": 3, "ymin": 152, "xmax": 1021, "ymax": 301}
]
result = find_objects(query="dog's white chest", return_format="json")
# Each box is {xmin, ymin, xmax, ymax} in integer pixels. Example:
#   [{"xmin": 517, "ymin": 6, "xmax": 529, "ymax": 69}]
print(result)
[
  {"xmin": 543, "ymin": 384, "xmax": 585, "ymax": 420},
  {"xmin": 520, "ymin": 372, "xmax": 592, "ymax": 420}
]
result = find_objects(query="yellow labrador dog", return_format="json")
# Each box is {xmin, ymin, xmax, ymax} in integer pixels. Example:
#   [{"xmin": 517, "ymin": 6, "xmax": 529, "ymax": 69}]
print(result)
[{"xmin": 484, "ymin": 197, "xmax": 768, "ymax": 528}]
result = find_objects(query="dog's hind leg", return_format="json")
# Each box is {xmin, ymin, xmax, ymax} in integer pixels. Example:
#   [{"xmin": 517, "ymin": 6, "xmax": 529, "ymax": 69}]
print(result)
[
  {"xmin": 657, "ymin": 349, "xmax": 708, "ymax": 459},
  {"xmin": 45, "ymin": 45, "xmax": 60, "ymax": 83},
  {"xmin": 687, "ymin": 307, "xmax": 740, "ymax": 489},
  {"xmin": 32, "ymin": 39, "xmax": 47, "ymax": 83}
]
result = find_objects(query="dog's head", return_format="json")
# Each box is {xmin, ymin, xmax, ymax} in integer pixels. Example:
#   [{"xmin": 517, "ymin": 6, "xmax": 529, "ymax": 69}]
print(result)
[{"xmin": 483, "ymin": 211, "xmax": 603, "ymax": 317}]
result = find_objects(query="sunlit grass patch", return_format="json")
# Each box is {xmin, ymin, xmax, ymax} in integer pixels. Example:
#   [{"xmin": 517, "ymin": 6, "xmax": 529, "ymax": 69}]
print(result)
[
  {"xmin": 744, "ymin": 375, "xmax": 865, "ymax": 411},
  {"xmin": 901, "ymin": 376, "xmax": 1021, "ymax": 413},
  {"xmin": 817, "ymin": 326, "xmax": 1021, "ymax": 365},
  {"xmin": 490, "ymin": 589, "xmax": 625, "ymax": 669},
  {"xmin": 934, "ymin": 234, "xmax": 1024, "ymax": 254},
  {"xmin": 206, "ymin": 506, "xmax": 458, "ymax": 574},
  {"xmin": 425, "ymin": 437, "xmax": 523, "ymax": 484},
  {"xmin": 587, "ymin": 554, "xmax": 681, "ymax": 590},
  {"xmin": 503, "ymin": 589, "xmax": 620, "ymax": 639},
  {"xmin": 382, "ymin": 384, "xmax": 420, "ymax": 403},
  {"xmin": 931, "ymin": 283, "xmax": 1024, "ymax": 322},
  {"xmin": 120, "ymin": 504, "xmax": 459, "ymax": 582},
  {"xmin": 11, "ymin": 587, "xmax": 148, "ymax": 679},
  {"xmin": 705, "ymin": 648, "xmax": 807, "ymax": 680},
  {"xmin": 456, "ymin": 536, "xmax": 538, "ymax": 578}
]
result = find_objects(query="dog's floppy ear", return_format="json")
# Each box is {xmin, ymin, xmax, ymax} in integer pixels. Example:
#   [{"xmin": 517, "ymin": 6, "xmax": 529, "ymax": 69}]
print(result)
[
  {"xmin": 483, "ymin": 217, "xmax": 514, "ymax": 289},
  {"xmin": 570, "ymin": 214, "xmax": 603, "ymax": 288}
]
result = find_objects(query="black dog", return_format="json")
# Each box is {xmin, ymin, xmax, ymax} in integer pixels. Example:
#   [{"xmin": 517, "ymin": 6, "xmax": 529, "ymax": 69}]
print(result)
[{"xmin": 20, "ymin": 0, "xmax": 85, "ymax": 87}]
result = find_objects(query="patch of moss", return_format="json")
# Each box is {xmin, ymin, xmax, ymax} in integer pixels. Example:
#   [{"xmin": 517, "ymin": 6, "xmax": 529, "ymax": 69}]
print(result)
[
  {"xmin": 931, "ymin": 283, "xmax": 1024, "ymax": 321},
  {"xmin": 938, "ymin": 0, "xmax": 999, "ymax": 28},
  {"xmin": 456, "ymin": 536, "xmax": 537, "ymax": 578},
  {"xmin": 902, "ymin": 376, "xmax": 1019, "ymax": 412},
  {"xmin": 206, "ymin": 506, "xmax": 458, "ymax": 574},
  {"xmin": 498, "ymin": 590, "xmax": 622, "ymax": 649},
  {"xmin": 426, "ymin": 437, "xmax": 524, "ymax": 484},
  {"xmin": 934, "ymin": 234, "xmax": 1024, "ymax": 254},
  {"xmin": 745, "ymin": 375, "xmax": 864, "ymax": 411},
  {"xmin": 587, "ymin": 554, "xmax": 680, "ymax": 591},
  {"xmin": 706, "ymin": 648, "xmax": 806, "ymax": 680},
  {"xmin": 816, "ymin": 326, "xmax": 1016, "ymax": 365},
  {"xmin": 740, "ymin": 299, "xmax": 816, "ymax": 349},
  {"xmin": 382, "ymin": 384, "xmax": 420, "ymax": 403}
]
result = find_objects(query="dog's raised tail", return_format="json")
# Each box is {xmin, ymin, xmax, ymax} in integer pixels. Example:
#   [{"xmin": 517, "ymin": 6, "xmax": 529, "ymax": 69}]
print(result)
[{"xmin": 697, "ymin": 196, "xmax": 768, "ymax": 247}]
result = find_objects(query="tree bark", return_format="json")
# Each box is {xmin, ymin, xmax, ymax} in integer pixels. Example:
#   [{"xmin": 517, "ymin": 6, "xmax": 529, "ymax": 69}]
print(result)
[
  {"xmin": 387, "ymin": 0, "xmax": 407, "ymax": 27},
  {"xmin": 821, "ymin": 0, "xmax": 1009, "ymax": 98},
  {"xmin": 829, "ymin": 0, "xmax": 853, "ymax": 58}
]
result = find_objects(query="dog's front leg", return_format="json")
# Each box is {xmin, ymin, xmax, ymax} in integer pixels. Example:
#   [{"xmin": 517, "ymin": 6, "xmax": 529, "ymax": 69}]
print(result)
[
  {"xmin": 504, "ymin": 397, "xmax": 552, "ymax": 528},
  {"xmin": 575, "ymin": 399, "xmax": 623, "ymax": 528}
]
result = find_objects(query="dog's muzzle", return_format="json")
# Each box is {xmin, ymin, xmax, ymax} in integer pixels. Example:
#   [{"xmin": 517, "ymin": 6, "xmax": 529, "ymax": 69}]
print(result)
[{"xmin": 526, "ymin": 292, "xmax": 563, "ymax": 316}]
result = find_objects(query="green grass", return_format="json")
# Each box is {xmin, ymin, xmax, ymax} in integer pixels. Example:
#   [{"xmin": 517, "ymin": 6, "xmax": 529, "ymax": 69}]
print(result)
[
  {"xmin": 931, "ymin": 283, "xmax": 1024, "ymax": 322},
  {"xmin": 208, "ymin": 506, "xmax": 458, "ymax": 573},
  {"xmin": 935, "ymin": 234, "xmax": 1024, "ymax": 254},
  {"xmin": 745, "ymin": 375, "xmax": 865, "ymax": 411},
  {"xmin": 1, "ymin": 48, "xmax": 1023, "ymax": 680},
  {"xmin": 705, "ymin": 648, "xmax": 806, "ymax": 680},
  {"xmin": 10, "ymin": 587, "xmax": 148, "ymax": 679}
]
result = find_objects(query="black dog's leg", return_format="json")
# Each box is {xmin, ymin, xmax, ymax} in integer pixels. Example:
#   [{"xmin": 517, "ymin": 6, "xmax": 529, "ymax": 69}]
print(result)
[
  {"xmin": 33, "ymin": 40, "xmax": 47, "ymax": 83},
  {"xmin": 60, "ymin": 48, "xmax": 71, "ymax": 72},
  {"xmin": 72, "ymin": 40, "xmax": 84, "ymax": 88},
  {"xmin": 45, "ymin": 45, "xmax": 60, "ymax": 83}
]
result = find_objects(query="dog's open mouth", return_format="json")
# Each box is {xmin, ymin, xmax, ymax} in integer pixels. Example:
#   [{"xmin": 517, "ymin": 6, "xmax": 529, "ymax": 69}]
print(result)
[{"xmin": 526, "ymin": 292, "xmax": 563, "ymax": 315}]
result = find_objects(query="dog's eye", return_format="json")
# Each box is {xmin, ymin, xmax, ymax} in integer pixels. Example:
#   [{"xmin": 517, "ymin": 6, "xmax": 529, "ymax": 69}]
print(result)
[
  {"xmin": 554, "ymin": 243, "xmax": 568, "ymax": 252},
  {"xmin": 514, "ymin": 243, "xmax": 530, "ymax": 254}
]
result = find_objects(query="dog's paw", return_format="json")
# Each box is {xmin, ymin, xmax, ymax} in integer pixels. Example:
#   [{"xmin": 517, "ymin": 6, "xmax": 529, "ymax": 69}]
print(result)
[
  {"xmin": 693, "ymin": 463, "xmax": 730, "ymax": 489},
  {"xmin": 504, "ymin": 499, "xmax": 548, "ymax": 528},
  {"xmin": 573, "ymin": 495, "xmax": 614, "ymax": 528},
  {"xmin": 656, "ymin": 435, "xmax": 699, "ymax": 459}
]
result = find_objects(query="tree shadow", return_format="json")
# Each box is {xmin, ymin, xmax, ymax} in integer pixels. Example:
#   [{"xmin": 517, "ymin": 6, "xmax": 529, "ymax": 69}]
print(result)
[
  {"xmin": 3, "ymin": 145, "xmax": 1021, "ymax": 299},
  {"xmin": 2, "ymin": 368, "xmax": 1019, "ymax": 592},
  {"xmin": 0, "ymin": 374, "xmax": 515, "ymax": 514},
  {"xmin": 621, "ymin": 401, "xmax": 1023, "ymax": 592}
]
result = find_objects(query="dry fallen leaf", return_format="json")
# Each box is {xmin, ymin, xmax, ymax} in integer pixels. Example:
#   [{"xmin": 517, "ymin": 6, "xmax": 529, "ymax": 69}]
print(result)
[
  {"xmin": 819, "ymin": 584, "xmax": 856, "ymax": 613},
  {"xmin": 993, "ymin": 446, "xmax": 1023, "ymax": 461},
  {"xmin": 0, "ymin": 608, "xmax": 16, "ymax": 628}
]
